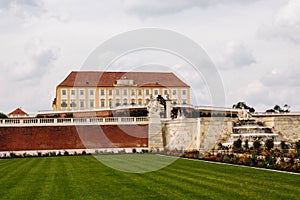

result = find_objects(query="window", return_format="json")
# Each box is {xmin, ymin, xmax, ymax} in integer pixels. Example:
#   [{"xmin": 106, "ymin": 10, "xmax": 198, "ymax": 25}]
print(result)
[
  {"xmin": 108, "ymin": 89, "xmax": 112, "ymax": 95},
  {"xmin": 131, "ymin": 89, "xmax": 135, "ymax": 95},
  {"xmin": 90, "ymin": 90, "xmax": 94, "ymax": 96},
  {"xmin": 70, "ymin": 101, "xmax": 76, "ymax": 107},
  {"xmin": 71, "ymin": 90, "xmax": 75, "ymax": 96},
  {"xmin": 172, "ymin": 89, "xmax": 177, "ymax": 95},
  {"xmin": 130, "ymin": 99, "xmax": 135, "ymax": 106},
  {"xmin": 145, "ymin": 89, "xmax": 149, "ymax": 95},
  {"xmin": 138, "ymin": 99, "xmax": 142, "ymax": 106},
  {"xmin": 109, "ymin": 100, "xmax": 112, "ymax": 107},
  {"xmin": 100, "ymin": 89, "xmax": 105, "ymax": 95},
  {"xmin": 116, "ymin": 99, "xmax": 120, "ymax": 107},
  {"xmin": 61, "ymin": 101, "xmax": 67, "ymax": 107},
  {"xmin": 154, "ymin": 90, "xmax": 158, "ymax": 96},
  {"xmin": 123, "ymin": 89, "xmax": 127, "ymax": 95},
  {"xmin": 182, "ymin": 89, "xmax": 186, "ymax": 96},
  {"xmin": 101, "ymin": 100, "xmax": 105, "ymax": 107},
  {"xmin": 138, "ymin": 90, "xmax": 142, "ymax": 95},
  {"xmin": 164, "ymin": 90, "xmax": 168, "ymax": 95},
  {"xmin": 116, "ymin": 89, "xmax": 120, "ymax": 95},
  {"xmin": 80, "ymin": 90, "xmax": 84, "ymax": 96},
  {"xmin": 145, "ymin": 99, "xmax": 150, "ymax": 105},
  {"xmin": 90, "ymin": 101, "xmax": 94, "ymax": 108},
  {"xmin": 62, "ymin": 90, "xmax": 66, "ymax": 96},
  {"xmin": 80, "ymin": 101, "xmax": 85, "ymax": 108}
]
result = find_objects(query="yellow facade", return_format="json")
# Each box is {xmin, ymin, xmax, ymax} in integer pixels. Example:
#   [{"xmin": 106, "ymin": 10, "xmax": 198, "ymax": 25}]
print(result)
[{"xmin": 55, "ymin": 86, "xmax": 190, "ymax": 111}]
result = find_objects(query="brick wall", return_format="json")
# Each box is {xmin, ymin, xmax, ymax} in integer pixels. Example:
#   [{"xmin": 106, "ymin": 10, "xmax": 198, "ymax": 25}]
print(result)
[{"xmin": 0, "ymin": 125, "xmax": 148, "ymax": 151}]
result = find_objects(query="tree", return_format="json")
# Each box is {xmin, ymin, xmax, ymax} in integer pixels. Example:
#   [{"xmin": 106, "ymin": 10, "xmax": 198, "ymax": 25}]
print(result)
[
  {"xmin": 0, "ymin": 112, "xmax": 8, "ymax": 119},
  {"xmin": 266, "ymin": 104, "xmax": 290, "ymax": 113},
  {"xmin": 265, "ymin": 139, "xmax": 274, "ymax": 150},
  {"xmin": 283, "ymin": 104, "xmax": 290, "ymax": 113},
  {"xmin": 295, "ymin": 141, "xmax": 300, "ymax": 150},
  {"xmin": 280, "ymin": 141, "xmax": 288, "ymax": 149},
  {"xmin": 253, "ymin": 140, "xmax": 261, "ymax": 150},
  {"xmin": 244, "ymin": 139, "xmax": 249, "ymax": 150},
  {"xmin": 233, "ymin": 138, "xmax": 242, "ymax": 152},
  {"xmin": 294, "ymin": 141, "xmax": 300, "ymax": 150},
  {"xmin": 266, "ymin": 109, "xmax": 275, "ymax": 113},
  {"xmin": 273, "ymin": 105, "xmax": 282, "ymax": 112},
  {"xmin": 233, "ymin": 102, "xmax": 255, "ymax": 113}
]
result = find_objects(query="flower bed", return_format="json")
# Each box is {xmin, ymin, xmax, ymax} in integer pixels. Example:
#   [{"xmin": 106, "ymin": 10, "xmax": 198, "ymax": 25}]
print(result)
[{"xmin": 181, "ymin": 149, "xmax": 300, "ymax": 173}]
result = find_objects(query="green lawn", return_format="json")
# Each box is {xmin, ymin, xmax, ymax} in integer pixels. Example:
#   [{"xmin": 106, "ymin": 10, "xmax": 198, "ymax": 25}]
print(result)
[{"xmin": 0, "ymin": 154, "xmax": 299, "ymax": 200}]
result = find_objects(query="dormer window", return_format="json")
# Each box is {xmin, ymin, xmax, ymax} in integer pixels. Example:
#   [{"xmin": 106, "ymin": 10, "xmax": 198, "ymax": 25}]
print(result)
[{"xmin": 114, "ymin": 78, "xmax": 137, "ymax": 86}]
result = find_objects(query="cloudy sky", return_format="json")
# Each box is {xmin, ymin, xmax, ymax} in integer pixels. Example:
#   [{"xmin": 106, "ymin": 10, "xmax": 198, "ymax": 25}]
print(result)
[{"xmin": 0, "ymin": 0, "xmax": 300, "ymax": 114}]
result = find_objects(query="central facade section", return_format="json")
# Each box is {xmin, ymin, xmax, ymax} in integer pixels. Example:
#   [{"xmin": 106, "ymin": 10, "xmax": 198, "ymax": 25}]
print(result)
[{"xmin": 53, "ymin": 71, "xmax": 190, "ymax": 111}]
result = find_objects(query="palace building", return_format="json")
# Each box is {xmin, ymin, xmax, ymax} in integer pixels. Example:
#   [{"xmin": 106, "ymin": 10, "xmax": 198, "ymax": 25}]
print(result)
[{"xmin": 53, "ymin": 71, "xmax": 190, "ymax": 111}]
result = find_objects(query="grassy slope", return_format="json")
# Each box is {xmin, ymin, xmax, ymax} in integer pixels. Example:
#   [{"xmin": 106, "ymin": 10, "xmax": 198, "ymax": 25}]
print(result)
[{"xmin": 0, "ymin": 155, "xmax": 299, "ymax": 200}]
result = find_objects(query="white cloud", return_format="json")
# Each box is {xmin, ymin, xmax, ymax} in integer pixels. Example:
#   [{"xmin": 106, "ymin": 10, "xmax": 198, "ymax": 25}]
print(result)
[
  {"xmin": 9, "ymin": 38, "xmax": 60, "ymax": 81},
  {"xmin": 259, "ymin": 0, "xmax": 300, "ymax": 43},
  {"xmin": 0, "ymin": 0, "xmax": 45, "ymax": 18},
  {"xmin": 216, "ymin": 41, "xmax": 256, "ymax": 69},
  {"xmin": 261, "ymin": 67, "xmax": 300, "ymax": 87},
  {"xmin": 122, "ymin": 0, "xmax": 261, "ymax": 18}
]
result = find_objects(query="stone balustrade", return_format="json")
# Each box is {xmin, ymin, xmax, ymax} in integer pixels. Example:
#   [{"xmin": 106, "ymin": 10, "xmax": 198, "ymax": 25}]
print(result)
[{"xmin": 0, "ymin": 117, "xmax": 149, "ymax": 127}]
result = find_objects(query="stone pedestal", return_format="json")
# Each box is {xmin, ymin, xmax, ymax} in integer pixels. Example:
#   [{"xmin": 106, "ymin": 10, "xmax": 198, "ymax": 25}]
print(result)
[
  {"xmin": 166, "ymin": 100, "xmax": 171, "ymax": 119},
  {"xmin": 148, "ymin": 114, "xmax": 164, "ymax": 152}
]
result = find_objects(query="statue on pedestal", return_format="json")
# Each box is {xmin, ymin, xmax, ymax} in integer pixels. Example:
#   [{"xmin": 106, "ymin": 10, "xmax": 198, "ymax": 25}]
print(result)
[
  {"xmin": 238, "ymin": 107, "xmax": 252, "ymax": 120},
  {"xmin": 147, "ymin": 95, "xmax": 160, "ymax": 117}
]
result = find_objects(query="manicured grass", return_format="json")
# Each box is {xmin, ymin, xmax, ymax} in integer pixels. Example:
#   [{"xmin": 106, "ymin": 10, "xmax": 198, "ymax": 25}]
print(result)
[{"xmin": 0, "ymin": 155, "xmax": 299, "ymax": 200}]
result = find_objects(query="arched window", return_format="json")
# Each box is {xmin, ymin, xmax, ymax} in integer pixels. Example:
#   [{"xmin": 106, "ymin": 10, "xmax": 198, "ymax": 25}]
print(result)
[{"xmin": 61, "ymin": 102, "xmax": 68, "ymax": 107}]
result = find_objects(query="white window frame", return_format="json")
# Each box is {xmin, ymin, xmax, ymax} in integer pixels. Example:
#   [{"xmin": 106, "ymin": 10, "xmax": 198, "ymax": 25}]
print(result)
[
  {"xmin": 89, "ymin": 89, "xmax": 95, "ymax": 99},
  {"xmin": 100, "ymin": 89, "xmax": 105, "ymax": 96},
  {"xmin": 131, "ymin": 89, "xmax": 135, "ymax": 96},
  {"xmin": 89, "ymin": 100, "xmax": 95, "ymax": 108},
  {"xmin": 61, "ymin": 89, "xmax": 67, "ymax": 96},
  {"xmin": 145, "ymin": 89, "xmax": 150, "ymax": 96},
  {"xmin": 115, "ymin": 89, "xmax": 120, "ymax": 96}
]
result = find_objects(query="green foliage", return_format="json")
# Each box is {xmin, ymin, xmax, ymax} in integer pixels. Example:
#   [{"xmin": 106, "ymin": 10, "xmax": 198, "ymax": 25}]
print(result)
[
  {"xmin": 0, "ymin": 112, "xmax": 8, "ymax": 119},
  {"xmin": 233, "ymin": 138, "xmax": 242, "ymax": 153},
  {"xmin": 253, "ymin": 140, "xmax": 261, "ymax": 150},
  {"xmin": 244, "ymin": 139, "xmax": 249, "ymax": 149},
  {"xmin": 295, "ymin": 141, "xmax": 300, "ymax": 150},
  {"xmin": 266, "ymin": 104, "xmax": 290, "ymax": 113},
  {"xmin": 232, "ymin": 102, "xmax": 255, "ymax": 112},
  {"xmin": 265, "ymin": 139, "xmax": 274, "ymax": 150},
  {"xmin": 130, "ymin": 109, "xmax": 148, "ymax": 117},
  {"xmin": 64, "ymin": 113, "xmax": 73, "ymax": 118},
  {"xmin": 281, "ymin": 141, "xmax": 288, "ymax": 150}
]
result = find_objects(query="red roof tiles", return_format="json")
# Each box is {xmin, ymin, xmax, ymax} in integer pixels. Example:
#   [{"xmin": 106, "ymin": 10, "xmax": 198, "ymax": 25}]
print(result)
[
  {"xmin": 58, "ymin": 71, "xmax": 189, "ymax": 88},
  {"xmin": 8, "ymin": 108, "xmax": 28, "ymax": 116}
]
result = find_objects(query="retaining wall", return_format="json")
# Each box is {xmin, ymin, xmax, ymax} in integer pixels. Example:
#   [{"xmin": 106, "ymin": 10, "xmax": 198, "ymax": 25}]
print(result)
[{"xmin": 0, "ymin": 125, "xmax": 148, "ymax": 151}]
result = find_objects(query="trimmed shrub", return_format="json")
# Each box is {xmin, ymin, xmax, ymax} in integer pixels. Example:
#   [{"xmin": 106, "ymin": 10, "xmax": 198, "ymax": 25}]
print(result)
[
  {"xmin": 265, "ymin": 139, "xmax": 274, "ymax": 150},
  {"xmin": 253, "ymin": 140, "xmax": 261, "ymax": 150}
]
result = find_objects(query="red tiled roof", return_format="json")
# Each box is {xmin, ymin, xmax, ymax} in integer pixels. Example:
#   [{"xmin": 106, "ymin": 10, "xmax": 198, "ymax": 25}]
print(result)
[
  {"xmin": 8, "ymin": 108, "xmax": 28, "ymax": 116},
  {"xmin": 58, "ymin": 71, "xmax": 190, "ymax": 88}
]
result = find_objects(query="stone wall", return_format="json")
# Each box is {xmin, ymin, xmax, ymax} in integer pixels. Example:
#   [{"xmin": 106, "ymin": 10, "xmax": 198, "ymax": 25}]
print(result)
[
  {"xmin": 162, "ymin": 118, "xmax": 200, "ymax": 151},
  {"xmin": 0, "ymin": 125, "xmax": 148, "ymax": 151},
  {"xmin": 161, "ymin": 118, "xmax": 233, "ymax": 151},
  {"xmin": 200, "ymin": 118, "xmax": 234, "ymax": 150},
  {"xmin": 257, "ymin": 116, "xmax": 300, "ymax": 143}
]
